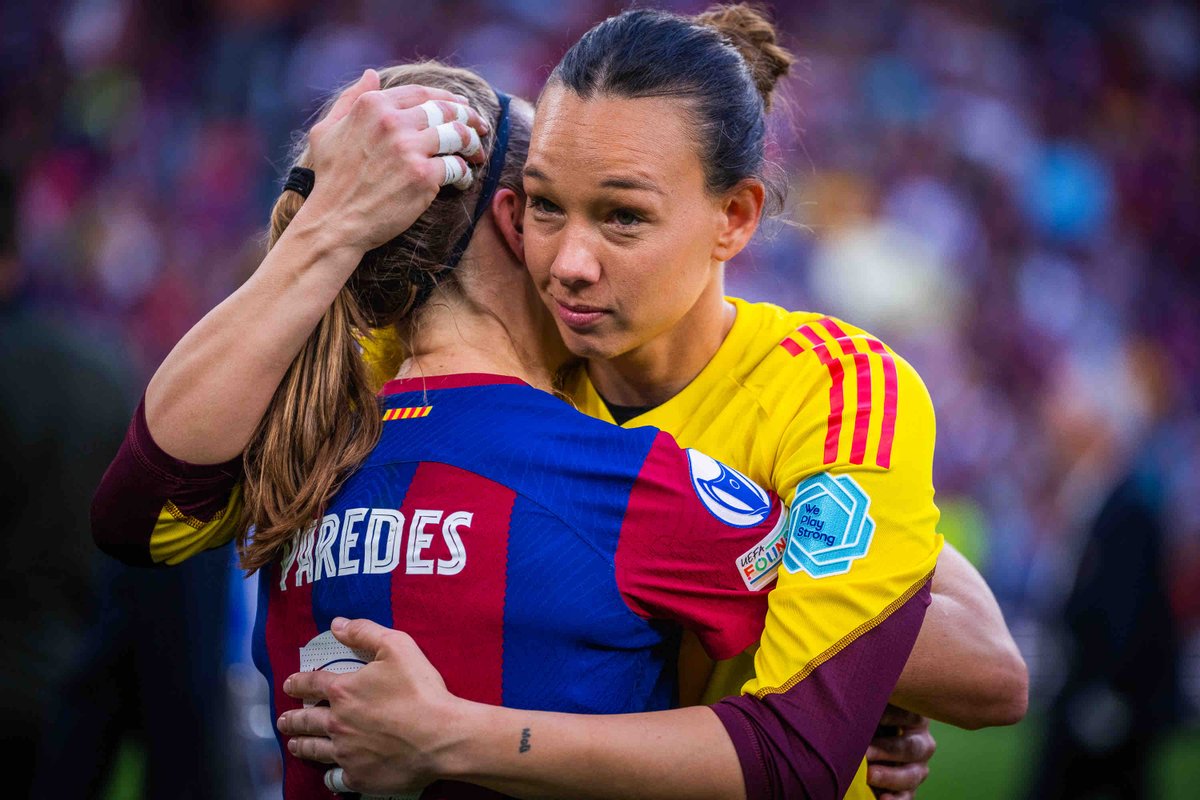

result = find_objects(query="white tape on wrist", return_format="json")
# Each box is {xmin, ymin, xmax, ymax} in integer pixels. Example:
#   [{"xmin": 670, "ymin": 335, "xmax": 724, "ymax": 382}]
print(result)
[{"xmin": 440, "ymin": 155, "xmax": 473, "ymax": 189}]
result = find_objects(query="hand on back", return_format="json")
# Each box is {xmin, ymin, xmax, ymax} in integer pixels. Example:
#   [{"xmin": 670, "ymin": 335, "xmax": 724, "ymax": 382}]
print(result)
[{"xmin": 278, "ymin": 617, "xmax": 459, "ymax": 796}]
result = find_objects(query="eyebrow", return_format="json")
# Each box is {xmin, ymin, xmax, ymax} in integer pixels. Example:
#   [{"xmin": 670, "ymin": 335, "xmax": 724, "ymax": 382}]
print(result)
[
  {"xmin": 524, "ymin": 166, "xmax": 665, "ymax": 195},
  {"xmin": 599, "ymin": 176, "xmax": 665, "ymax": 195}
]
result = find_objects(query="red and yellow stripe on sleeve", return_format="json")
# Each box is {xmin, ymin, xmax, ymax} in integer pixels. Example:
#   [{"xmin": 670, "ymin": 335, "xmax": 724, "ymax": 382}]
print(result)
[
  {"xmin": 383, "ymin": 405, "xmax": 432, "ymax": 421},
  {"xmin": 780, "ymin": 318, "xmax": 899, "ymax": 469}
]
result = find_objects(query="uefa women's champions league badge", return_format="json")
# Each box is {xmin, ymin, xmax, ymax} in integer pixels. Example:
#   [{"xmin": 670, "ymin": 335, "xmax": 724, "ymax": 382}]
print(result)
[
  {"xmin": 783, "ymin": 474, "xmax": 876, "ymax": 578},
  {"xmin": 685, "ymin": 449, "xmax": 773, "ymax": 527}
]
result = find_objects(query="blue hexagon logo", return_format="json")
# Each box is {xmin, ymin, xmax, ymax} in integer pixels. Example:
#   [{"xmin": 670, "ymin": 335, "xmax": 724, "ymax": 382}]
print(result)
[{"xmin": 783, "ymin": 474, "xmax": 875, "ymax": 578}]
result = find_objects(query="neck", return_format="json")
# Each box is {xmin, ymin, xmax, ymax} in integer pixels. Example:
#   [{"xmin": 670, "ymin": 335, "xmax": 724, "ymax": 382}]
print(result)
[
  {"xmin": 587, "ymin": 279, "xmax": 735, "ymax": 407},
  {"xmin": 396, "ymin": 290, "xmax": 555, "ymax": 394}
]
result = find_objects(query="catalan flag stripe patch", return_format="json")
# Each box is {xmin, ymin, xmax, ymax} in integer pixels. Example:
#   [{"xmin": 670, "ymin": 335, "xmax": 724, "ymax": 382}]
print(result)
[{"xmin": 383, "ymin": 406, "xmax": 432, "ymax": 421}]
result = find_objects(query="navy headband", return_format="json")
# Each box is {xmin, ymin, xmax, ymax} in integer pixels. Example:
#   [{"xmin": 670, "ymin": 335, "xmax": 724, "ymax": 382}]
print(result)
[
  {"xmin": 410, "ymin": 88, "xmax": 511, "ymax": 310},
  {"xmin": 445, "ymin": 88, "xmax": 512, "ymax": 271}
]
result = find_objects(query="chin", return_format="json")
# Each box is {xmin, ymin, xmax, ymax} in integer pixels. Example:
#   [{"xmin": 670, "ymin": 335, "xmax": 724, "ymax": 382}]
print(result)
[{"xmin": 557, "ymin": 326, "xmax": 621, "ymax": 362}]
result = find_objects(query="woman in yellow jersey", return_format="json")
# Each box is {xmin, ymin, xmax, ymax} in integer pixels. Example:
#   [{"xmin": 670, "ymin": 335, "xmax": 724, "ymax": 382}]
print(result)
[{"xmin": 278, "ymin": 5, "xmax": 1027, "ymax": 800}]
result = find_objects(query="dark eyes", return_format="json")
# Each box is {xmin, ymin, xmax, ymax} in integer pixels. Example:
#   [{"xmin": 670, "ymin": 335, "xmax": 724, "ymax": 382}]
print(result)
[
  {"xmin": 528, "ymin": 196, "xmax": 561, "ymax": 215},
  {"xmin": 527, "ymin": 197, "xmax": 644, "ymax": 230},
  {"xmin": 610, "ymin": 209, "xmax": 643, "ymax": 227}
]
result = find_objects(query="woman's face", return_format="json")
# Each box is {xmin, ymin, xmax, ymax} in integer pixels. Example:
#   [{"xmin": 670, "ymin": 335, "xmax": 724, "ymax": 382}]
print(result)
[{"xmin": 520, "ymin": 85, "xmax": 730, "ymax": 362}]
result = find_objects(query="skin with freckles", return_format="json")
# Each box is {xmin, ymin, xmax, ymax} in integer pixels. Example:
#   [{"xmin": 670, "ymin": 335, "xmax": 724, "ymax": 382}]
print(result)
[{"xmin": 522, "ymin": 86, "xmax": 762, "ymax": 406}]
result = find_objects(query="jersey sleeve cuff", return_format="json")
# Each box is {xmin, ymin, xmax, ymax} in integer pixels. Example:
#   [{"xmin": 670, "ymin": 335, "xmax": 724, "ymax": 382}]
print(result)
[{"xmin": 129, "ymin": 397, "xmax": 243, "ymax": 484}]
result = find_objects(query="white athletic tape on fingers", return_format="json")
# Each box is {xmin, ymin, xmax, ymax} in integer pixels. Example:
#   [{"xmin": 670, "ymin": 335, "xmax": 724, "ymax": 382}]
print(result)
[
  {"xmin": 451, "ymin": 103, "xmax": 471, "ymax": 124},
  {"xmin": 435, "ymin": 122, "xmax": 462, "ymax": 155},
  {"xmin": 440, "ymin": 155, "xmax": 474, "ymax": 189},
  {"xmin": 461, "ymin": 127, "xmax": 482, "ymax": 158},
  {"xmin": 325, "ymin": 768, "xmax": 349, "ymax": 793},
  {"xmin": 418, "ymin": 100, "xmax": 445, "ymax": 128},
  {"xmin": 434, "ymin": 123, "xmax": 482, "ymax": 158},
  {"xmin": 326, "ymin": 766, "xmax": 420, "ymax": 800}
]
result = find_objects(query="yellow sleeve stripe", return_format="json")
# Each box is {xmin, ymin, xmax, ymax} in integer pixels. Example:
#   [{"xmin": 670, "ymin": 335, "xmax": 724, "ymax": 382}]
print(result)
[
  {"xmin": 382, "ymin": 405, "xmax": 432, "ymax": 421},
  {"xmin": 752, "ymin": 567, "xmax": 934, "ymax": 699},
  {"xmin": 780, "ymin": 318, "xmax": 898, "ymax": 469},
  {"xmin": 150, "ymin": 482, "xmax": 244, "ymax": 566}
]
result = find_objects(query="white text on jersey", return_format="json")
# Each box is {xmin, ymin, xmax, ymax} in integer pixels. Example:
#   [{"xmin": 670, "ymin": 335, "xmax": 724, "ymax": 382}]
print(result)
[{"xmin": 278, "ymin": 508, "xmax": 472, "ymax": 590}]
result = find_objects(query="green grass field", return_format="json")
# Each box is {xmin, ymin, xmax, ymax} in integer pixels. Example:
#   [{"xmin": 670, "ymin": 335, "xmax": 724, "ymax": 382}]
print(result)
[
  {"xmin": 922, "ymin": 716, "xmax": 1200, "ymax": 799},
  {"xmin": 104, "ymin": 714, "xmax": 1200, "ymax": 799}
]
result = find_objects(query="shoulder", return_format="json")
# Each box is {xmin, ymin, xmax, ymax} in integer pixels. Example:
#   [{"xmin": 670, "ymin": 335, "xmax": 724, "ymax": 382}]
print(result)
[
  {"xmin": 731, "ymin": 300, "xmax": 926, "ymax": 395},
  {"xmin": 371, "ymin": 381, "xmax": 664, "ymax": 509},
  {"xmin": 726, "ymin": 301, "xmax": 935, "ymax": 475}
]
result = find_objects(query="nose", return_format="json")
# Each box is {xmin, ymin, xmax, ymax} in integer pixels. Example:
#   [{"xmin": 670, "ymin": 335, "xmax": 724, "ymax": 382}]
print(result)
[{"xmin": 549, "ymin": 228, "xmax": 601, "ymax": 290}]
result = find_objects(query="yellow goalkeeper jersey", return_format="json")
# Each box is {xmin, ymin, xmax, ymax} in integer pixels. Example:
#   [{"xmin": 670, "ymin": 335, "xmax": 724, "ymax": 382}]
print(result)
[{"xmin": 565, "ymin": 297, "xmax": 944, "ymax": 798}]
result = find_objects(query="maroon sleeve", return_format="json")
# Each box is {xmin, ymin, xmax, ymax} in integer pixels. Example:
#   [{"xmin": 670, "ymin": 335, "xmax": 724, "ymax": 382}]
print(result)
[
  {"xmin": 91, "ymin": 397, "xmax": 242, "ymax": 566},
  {"xmin": 710, "ymin": 577, "xmax": 932, "ymax": 800},
  {"xmin": 614, "ymin": 432, "xmax": 786, "ymax": 660}
]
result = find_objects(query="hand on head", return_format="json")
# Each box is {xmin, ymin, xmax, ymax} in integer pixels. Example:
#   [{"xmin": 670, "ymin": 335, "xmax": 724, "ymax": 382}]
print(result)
[{"xmin": 298, "ymin": 70, "xmax": 492, "ymax": 254}]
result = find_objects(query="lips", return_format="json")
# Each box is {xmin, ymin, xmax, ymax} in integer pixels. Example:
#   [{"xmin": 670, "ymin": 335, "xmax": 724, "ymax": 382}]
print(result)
[{"xmin": 554, "ymin": 300, "xmax": 610, "ymax": 329}]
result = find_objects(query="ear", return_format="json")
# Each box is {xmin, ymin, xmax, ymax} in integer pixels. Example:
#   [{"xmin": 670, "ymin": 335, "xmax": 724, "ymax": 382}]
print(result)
[
  {"xmin": 712, "ymin": 180, "xmax": 765, "ymax": 263},
  {"xmin": 491, "ymin": 187, "xmax": 525, "ymax": 264}
]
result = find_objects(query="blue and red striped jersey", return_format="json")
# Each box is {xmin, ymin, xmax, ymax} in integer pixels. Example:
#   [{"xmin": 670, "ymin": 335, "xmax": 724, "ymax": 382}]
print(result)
[{"xmin": 251, "ymin": 374, "xmax": 787, "ymax": 800}]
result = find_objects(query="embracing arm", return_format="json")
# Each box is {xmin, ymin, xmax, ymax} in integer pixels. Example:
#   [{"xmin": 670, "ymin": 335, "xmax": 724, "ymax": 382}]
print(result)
[
  {"xmin": 436, "ymin": 703, "xmax": 744, "ymax": 800},
  {"xmin": 891, "ymin": 543, "xmax": 1028, "ymax": 729},
  {"xmin": 146, "ymin": 73, "xmax": 483, "ymax": 462},
  {"xmin": 93, "ymin": 74, "xmax": 489, "ymax": 561},
  {"xmin": 278, "ymin": 624, "xmax": 751, "ymax": 799},
  {"xmin": 88, "ymin": 200, "xmax": 359, "ymax": 564},
  {"xmin": 145, "ymin": 208, "xmax": 366, "ymax": 463},
  {"xmin": 282, "ymin": 572, "xmax": 930, "ymax": 799}
]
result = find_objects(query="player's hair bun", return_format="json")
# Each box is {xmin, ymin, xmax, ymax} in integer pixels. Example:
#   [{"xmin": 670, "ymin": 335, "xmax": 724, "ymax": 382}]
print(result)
[{"xmin": 696, "ymin": 3, "xmax": 795, "ymax": 110}]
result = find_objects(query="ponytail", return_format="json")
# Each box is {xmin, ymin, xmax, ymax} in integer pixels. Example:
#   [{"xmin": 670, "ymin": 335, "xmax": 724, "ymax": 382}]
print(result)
[{"xmin": 237, "ymin": 189, "xmax": 384, "ymax": 572}]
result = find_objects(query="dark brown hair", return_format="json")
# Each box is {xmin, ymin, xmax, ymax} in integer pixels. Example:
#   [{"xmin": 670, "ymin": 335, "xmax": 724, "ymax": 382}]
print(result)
[
  {"xmin": 549, "ymin": 4, "xmax": 795, "ymax": 212},
  {"xmin": 239, "ymin": 62, "xmax": 531, "ymax": 572}
]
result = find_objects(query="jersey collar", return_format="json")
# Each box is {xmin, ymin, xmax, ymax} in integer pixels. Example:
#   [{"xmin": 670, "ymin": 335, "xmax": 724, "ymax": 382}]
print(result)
[{"xmin": 379, "ymin": 373, "xmax": 528, "ymax": 396}]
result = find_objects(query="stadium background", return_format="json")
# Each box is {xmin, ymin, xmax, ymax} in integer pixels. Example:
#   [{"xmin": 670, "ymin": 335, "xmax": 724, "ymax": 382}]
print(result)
[{"xmin": 1, "ymin": 0, "xmax": 1197, "ymax": 797}]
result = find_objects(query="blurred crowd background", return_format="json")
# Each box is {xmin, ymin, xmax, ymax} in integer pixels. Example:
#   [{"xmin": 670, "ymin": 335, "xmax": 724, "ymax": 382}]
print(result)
[{"xmin": 2, "ymin": 0, "xmax": 1197, "ymax": 798}]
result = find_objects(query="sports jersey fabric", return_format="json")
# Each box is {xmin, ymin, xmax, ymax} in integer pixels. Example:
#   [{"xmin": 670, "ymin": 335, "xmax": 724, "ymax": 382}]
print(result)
[
  {"xmin": 566, "ymin": 297, "xmax": 944, "ymax": 799},
  {"xmin": 93, "ymin": 374, "xmax": 794, "ymax": 800}
]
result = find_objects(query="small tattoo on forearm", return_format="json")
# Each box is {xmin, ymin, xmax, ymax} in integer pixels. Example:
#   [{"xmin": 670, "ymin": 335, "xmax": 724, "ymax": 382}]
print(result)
[{"xmin": 519, "ymin": 727, "xmax": 532, "ymax": 754}]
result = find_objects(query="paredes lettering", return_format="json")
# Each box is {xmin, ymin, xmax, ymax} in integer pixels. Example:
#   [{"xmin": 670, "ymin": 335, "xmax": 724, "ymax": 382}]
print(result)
[{"xmin": 279, "ymin": 507, "xmax": 472, "ymax": 590}]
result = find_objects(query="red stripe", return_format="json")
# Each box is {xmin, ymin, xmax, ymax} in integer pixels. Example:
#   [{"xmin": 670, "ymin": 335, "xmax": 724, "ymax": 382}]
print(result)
[
  {"xmin": 797, "ymin": 324, "xmax": 844, "ymax": 464},
  {"xmin": 867, "ymin": 339, "xmax": 898, "ymax": 468},
  {"xmin": 817, "ymin": 320, "xmax": 872, "ymax": 465},
  {"xmin": 390, "ymin": 463, "xmax": 514, "ymax": 706},
  {"xmin": 780, "ymin": 336, "xmax": 804, "ymax": 356},
  {"xmin": 817, "ymin": 318, "xmax": 851, "ymax": 341},
  {"xmin": 380, "ymin": 372, "xmax": 526, "ymax": 396},
  {"xmin": 265, "ymin": 551, "xmax": 326, "ymax": 799}
]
